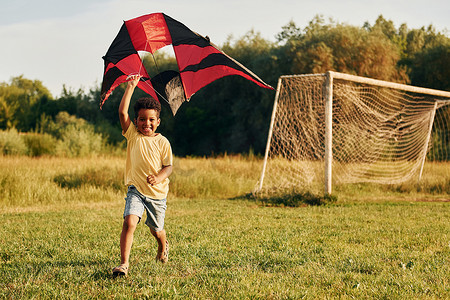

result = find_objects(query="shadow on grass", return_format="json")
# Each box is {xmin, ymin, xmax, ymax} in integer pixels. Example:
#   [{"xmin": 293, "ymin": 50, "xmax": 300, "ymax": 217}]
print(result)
[
  {"xmin": 232, "ymin": 191, "xmax": 338, "ymax": 207},
  {"xmin": 388, "ymin": 178, "xmax": 450, "ymax": 195},
  {"xmin": 0, "ymin": 257, "xmax": 118, "ymax": 281},
  {"xmin": 53, "ymin": 168, "xmax": 123, "ymax": 191}
]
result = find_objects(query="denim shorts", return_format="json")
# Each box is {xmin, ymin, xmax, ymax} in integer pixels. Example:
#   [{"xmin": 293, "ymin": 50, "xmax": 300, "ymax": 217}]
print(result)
[{"xmin": 123, "ymin": 185, "xmax": 167, "ymax": 232}]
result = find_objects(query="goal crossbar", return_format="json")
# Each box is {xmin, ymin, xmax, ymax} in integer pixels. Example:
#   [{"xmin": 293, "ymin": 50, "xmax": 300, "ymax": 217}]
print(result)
[{"xmin": 282, "ymin": 72, "xmax": 450, "ymax": 98}]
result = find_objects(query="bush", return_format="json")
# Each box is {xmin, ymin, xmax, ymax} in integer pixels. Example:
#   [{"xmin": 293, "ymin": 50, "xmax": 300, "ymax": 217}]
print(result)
[
  {"xmin": 22, "ymin": 133, "xmax": 57, "ymax": 156},
  {"xmin": 1, "ymin": 112, "xmax": 108, "ymax": 157},
  {"xmin": 55, "ymin": 125, "xmax": 105, "ymax": 157},
  {"xmin": 38, "ymin": 112, "xmax": 107, "ymax": 157},
  {"xmin": 0, "ymin": 129, "xmax": 28, "ymax": 155}
]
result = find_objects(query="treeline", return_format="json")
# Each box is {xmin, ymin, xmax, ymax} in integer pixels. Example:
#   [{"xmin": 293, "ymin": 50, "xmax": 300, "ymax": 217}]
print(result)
[{"xmin": 0, "ymin": 15, "xmax": 449, "ymax": 156}]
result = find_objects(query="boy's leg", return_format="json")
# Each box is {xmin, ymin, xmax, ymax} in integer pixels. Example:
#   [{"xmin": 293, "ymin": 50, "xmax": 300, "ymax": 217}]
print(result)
[
  {"xmin": 150, "ymin": 228, "xmax": 168, "ymax": 262},
  {"xmin": 143, "ymin": 197, "xmax": 168, "ymax": 262},
  {"xmin": 120, "ymin": 214, "xmax": 140, "ymax": 267}
]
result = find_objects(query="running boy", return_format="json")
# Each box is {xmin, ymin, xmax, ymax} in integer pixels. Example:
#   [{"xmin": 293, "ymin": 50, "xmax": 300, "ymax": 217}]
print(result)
[{"xmin": 113, "ymin": 75, "xmax": 173, "ymax": 277}]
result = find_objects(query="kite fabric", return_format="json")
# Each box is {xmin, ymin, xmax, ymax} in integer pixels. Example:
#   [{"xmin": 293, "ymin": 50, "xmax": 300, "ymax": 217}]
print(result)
[{"xmin": 100, "ymin": 13, "xmax": 273, "ymax": 114}]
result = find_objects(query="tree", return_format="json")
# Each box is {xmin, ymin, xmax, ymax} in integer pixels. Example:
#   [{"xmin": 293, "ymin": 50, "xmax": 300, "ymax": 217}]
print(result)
[
  {"xmin": 409, "ymin": 43, "xmax": 450, "ymax": 90},
  {"xmin": 276, "ymin": 16, "xmax": 409, "ymax": 83},
  {"xmin": 0, "ymin": 76, "xmax": 52, "ymax": 130}
]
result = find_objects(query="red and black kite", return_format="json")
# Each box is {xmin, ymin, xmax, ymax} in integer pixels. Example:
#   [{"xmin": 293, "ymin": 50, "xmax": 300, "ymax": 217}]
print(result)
[{"xmin": 101, "ymin": 13, "xmax": 273, "ymax": 114}]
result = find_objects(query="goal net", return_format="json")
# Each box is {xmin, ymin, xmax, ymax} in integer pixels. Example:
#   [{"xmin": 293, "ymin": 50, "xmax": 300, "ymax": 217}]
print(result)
[{"xmin": 256, "ymin": 71, "xmax": 450, "ymax": 195}]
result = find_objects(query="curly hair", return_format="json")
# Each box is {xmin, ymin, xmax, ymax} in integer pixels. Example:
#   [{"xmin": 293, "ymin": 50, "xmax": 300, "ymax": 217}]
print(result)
[{"xmin": 133, "ymin": 97, "xmax": 161, "ymax": 118}]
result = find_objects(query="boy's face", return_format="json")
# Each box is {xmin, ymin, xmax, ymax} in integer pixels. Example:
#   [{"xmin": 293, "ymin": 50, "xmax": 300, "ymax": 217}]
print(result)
[{"xmin": 135, "ymin": 108, "xmax": 160, "ymax": 136}]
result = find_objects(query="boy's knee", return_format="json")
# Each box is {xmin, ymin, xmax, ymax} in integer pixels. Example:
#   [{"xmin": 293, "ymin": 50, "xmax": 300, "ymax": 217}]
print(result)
[
  {"xmin": 123, "ymin": 215, "xmax": 139, "ymax": 231},
  {"xmin": 155, "ymin": 230, "xmax": 164, "ymax": 239}
]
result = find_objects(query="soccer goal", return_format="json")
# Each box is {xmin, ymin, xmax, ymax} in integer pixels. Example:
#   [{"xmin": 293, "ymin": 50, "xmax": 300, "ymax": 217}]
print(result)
[{"xmin": 256, "ymin": 71, "xmax": 450, "ymax": 195}]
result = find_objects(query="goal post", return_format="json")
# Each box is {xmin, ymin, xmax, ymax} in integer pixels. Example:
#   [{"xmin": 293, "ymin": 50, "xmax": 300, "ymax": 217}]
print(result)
[
  {"xmin": 258, "ymin": 77, "xmax": 282, "ymax": 192},
  {"xmin": 256, "ymin": 71, "xmax": 450, "ymax": 195},
  {"xmin": 324, "ymin": 71, "xmax": 333, "ymax": 195}
]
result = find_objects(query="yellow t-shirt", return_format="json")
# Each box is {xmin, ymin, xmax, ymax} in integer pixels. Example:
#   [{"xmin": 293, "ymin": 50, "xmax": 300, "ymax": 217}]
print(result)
[{"xmin": 123, "ymin": 123, "xmax": 173, "ymax": 199}]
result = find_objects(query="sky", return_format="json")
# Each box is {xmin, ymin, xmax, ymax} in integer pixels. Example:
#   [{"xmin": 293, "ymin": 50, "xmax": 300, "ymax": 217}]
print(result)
[{"xmin": 0, "ymin": 0, "xmax": 449, "ymax": 97}]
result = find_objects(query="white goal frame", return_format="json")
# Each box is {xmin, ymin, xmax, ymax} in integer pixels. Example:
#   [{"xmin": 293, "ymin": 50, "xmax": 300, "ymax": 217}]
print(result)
[{"xmin": 257, "ymin": 71, "xmax": 450, "ymax": 195}]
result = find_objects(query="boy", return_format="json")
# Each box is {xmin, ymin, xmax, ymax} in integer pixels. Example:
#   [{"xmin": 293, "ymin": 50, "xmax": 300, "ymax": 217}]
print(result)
[{"xmin": 113, "ymin": 75, "xmax": 173, "ymax": 277}]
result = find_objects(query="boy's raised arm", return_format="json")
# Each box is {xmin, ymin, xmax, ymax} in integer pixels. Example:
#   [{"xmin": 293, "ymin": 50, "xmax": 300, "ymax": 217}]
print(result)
[{"xmin": 118, "ymin": 75, "xmax": 141, "ymax": 133}]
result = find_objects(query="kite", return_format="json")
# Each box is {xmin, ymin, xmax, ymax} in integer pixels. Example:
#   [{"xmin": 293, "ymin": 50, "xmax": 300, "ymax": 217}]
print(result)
[{"xmin": 100, "ymin": 13, "xmax": 273, "ymax": 115}]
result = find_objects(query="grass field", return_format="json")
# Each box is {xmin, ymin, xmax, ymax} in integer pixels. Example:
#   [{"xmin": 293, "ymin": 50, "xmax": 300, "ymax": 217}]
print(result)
[{"xmin": 0, "ymin": 155, "xmax": 449, "ymax": 299}]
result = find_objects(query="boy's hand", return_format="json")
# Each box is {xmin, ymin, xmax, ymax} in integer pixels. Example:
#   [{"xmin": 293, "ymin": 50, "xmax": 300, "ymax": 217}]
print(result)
[
  {"xmin": 147, "ymin": 166, "xmax": 172, "ymax": 186},
  {"xmin": 127, "ymin": 75, "xmax": 141, "ymax": 88},
  {"xmin": 147, "ymin": 174, "xmax": 158, "ymax": 186}
]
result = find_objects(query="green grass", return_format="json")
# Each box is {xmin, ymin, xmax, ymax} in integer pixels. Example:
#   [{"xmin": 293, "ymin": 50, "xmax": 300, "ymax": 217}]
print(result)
[{"xmin": 0, "ymin": 155, "xmax": 449, "ymax": 299}]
